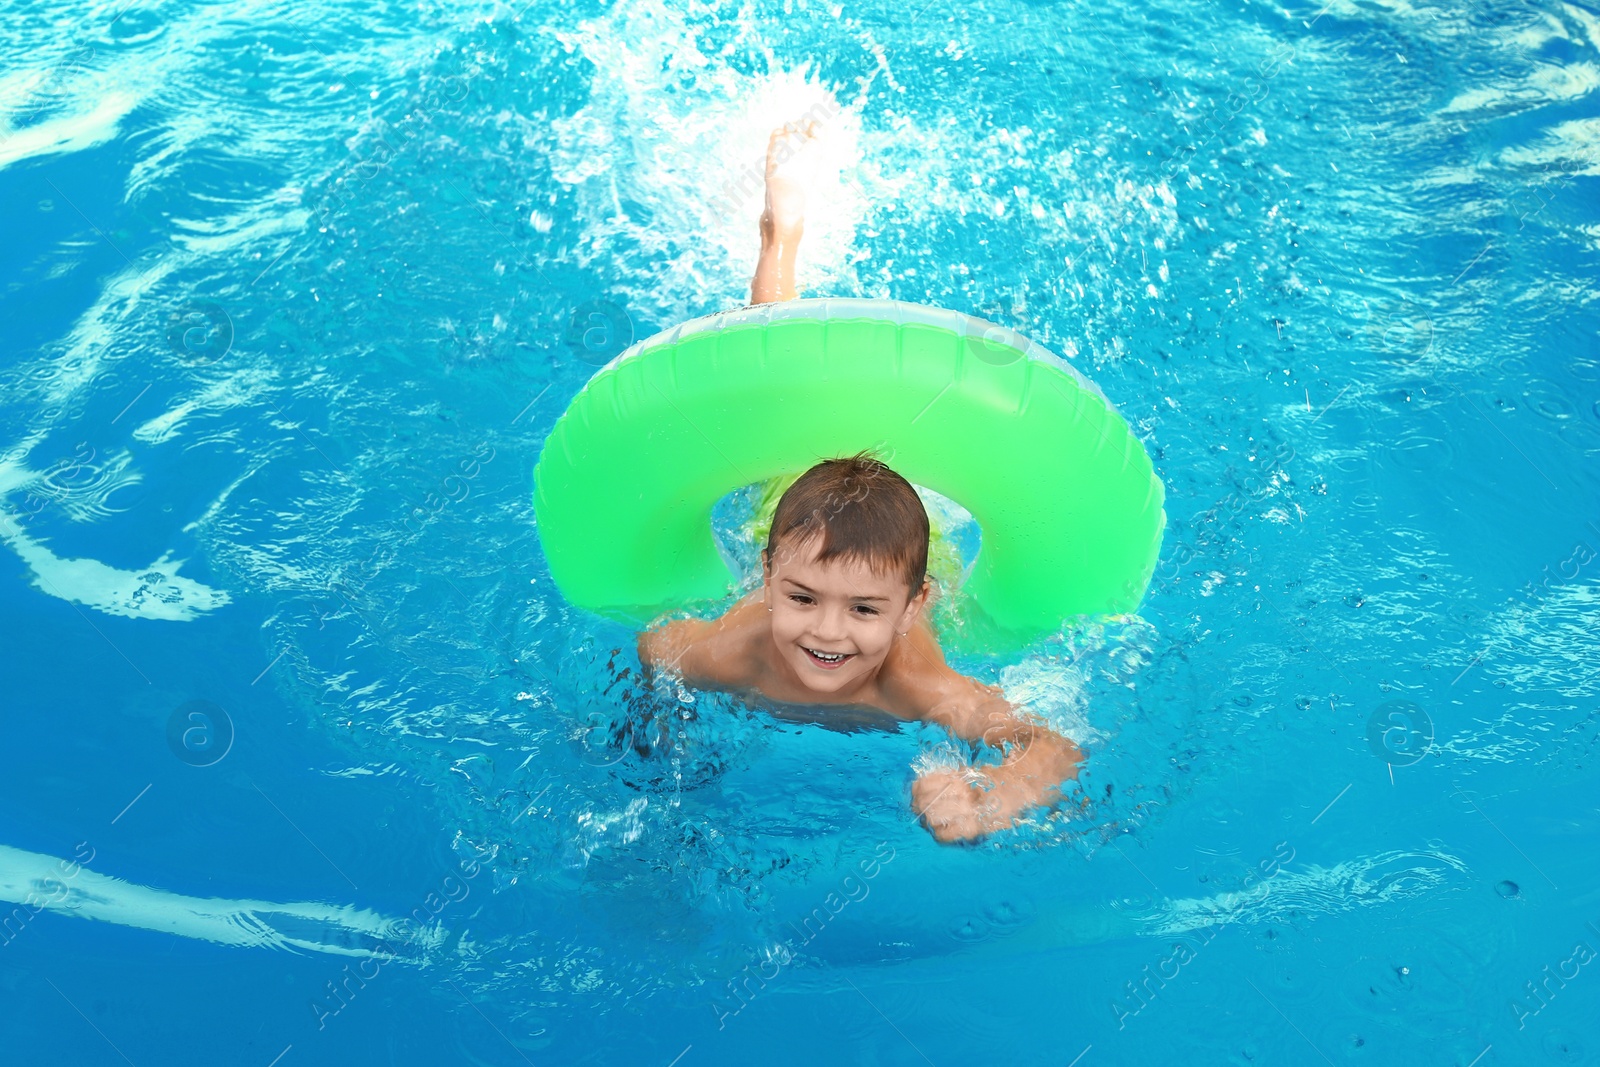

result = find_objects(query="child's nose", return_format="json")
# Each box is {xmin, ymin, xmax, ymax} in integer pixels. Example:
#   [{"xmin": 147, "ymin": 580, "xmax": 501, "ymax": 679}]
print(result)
[{"xmin": 813, "ymin": 605, "xmax": 850, "ymax": 641}]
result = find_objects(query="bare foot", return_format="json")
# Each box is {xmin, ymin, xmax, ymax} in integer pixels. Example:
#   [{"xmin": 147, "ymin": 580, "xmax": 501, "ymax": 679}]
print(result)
[
  {"xmin": 749, "ymin": 117, "xmax": 822, "ymax": 304},
  {"xmin": 760, "ymin": 119, "xmax": 820, "ymax": 243}
]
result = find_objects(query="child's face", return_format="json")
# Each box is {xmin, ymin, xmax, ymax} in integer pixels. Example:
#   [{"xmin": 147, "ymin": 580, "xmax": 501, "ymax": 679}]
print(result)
[{"xmin": 761, "ymin": 533, "xmax": 927, "ymax": 698}]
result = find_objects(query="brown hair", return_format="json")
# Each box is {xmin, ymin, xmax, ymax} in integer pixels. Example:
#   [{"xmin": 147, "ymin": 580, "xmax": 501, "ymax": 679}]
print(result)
[{"xmin": 763, "ymin": 451, "xmax": 929, "ymax": 598}]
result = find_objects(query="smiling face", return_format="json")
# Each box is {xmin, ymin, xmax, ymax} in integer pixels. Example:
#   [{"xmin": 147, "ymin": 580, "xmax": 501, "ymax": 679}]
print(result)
[{"xmin": 761, "ymin": 531, "xmax": 928, "ymax": 699}]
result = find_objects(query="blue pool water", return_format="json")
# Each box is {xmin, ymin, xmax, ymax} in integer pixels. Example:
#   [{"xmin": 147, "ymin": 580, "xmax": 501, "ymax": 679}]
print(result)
[{"xmin": 2, "ymin": 0, "xmax": 1599, "ymax": 1062}]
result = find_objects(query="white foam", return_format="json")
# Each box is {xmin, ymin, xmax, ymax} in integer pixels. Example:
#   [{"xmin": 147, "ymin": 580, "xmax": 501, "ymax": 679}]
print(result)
[
  {"xmin": 131, "ymin": 364, "xmax": 277, "ymax": 446},
  {"xmin": 1443, "ymin": 62, "xmax": 1600, "ymax": 115},
  {"xmin": 998, "ymin": 656, "xmax": 1106, "ymax": 750},
  {"xmin": 0, "ymin": 90, "xmax": 137, "ymax": 171},
  {"xmin": 546, "ymin": 0, "xmax": 870, "ymax": 315},
  {"xmin": 1499, "ymin": 115, "xmax": 1600, "ymax": 177}
]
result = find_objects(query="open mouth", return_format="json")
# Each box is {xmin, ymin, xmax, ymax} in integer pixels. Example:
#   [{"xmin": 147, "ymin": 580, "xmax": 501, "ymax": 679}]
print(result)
[{"xmin": 802, "ymin": 646, "xmax": 853, "ymax": 669}]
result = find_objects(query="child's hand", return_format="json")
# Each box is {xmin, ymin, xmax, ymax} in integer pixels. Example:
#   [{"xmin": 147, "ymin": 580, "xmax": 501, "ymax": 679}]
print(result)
[{"xmin": 912, "ymin": 768, "xmax": 1005, "ymax": 844}]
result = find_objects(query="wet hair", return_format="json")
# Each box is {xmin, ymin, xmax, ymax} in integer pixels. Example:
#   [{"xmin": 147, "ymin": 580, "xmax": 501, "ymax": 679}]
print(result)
[{"xmin": 763, "ymin": 451, "xmax": 929, "ymax": 599}]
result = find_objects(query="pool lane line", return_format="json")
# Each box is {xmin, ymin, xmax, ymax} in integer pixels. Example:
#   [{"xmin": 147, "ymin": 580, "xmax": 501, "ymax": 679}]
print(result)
[{"xmin": 666, "ymin": 1045, "xmax": 692, "ymax": 1067}]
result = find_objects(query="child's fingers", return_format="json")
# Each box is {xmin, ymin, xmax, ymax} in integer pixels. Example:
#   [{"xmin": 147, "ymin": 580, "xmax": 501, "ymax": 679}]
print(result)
[{"xmin": 912, "ymin": 773, "xmax": 961, "ymax": 816}]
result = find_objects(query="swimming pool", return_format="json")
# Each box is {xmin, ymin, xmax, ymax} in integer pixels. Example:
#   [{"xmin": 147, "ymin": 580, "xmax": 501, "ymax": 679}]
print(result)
[{"xmin": 2, "ymin": 0, "xmax": 1597, "ymax": 1061}]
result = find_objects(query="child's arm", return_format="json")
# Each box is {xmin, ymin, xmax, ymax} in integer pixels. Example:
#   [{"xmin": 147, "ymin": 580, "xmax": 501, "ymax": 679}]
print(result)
[
  {"xmin": 908, "ymin": 674, "xmax": 1084, "ymax": 844},
  {"xmin": 636, "ymin": 618, "xmax": 711, "ymax": 683},
  {"xmin": 636, "ymin": 595, "xmax": 760, "ymax": 692}
]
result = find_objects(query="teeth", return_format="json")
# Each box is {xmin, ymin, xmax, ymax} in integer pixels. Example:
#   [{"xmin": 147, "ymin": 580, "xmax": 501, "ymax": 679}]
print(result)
[{"xmin": 807, "ymin": 647, "xmax": 845, "ymax": 662}]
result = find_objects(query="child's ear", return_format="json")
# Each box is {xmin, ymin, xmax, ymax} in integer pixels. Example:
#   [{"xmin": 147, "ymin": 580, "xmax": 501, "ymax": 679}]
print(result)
[{"xmin": 899, "ymin": 579, "xmax": 931, "ymax": 626}]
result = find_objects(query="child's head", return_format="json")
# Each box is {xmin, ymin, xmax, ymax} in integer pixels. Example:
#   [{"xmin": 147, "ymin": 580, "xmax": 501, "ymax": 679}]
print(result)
[{"xmin": 760, "ymin": 452, "xmax": 930, "ymax": 695}]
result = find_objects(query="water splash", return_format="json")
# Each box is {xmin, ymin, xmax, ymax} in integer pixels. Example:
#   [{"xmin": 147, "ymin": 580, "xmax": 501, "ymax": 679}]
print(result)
[{"xmin": 547, "ymin": 0, "xmax": 872, "ymax": 316}]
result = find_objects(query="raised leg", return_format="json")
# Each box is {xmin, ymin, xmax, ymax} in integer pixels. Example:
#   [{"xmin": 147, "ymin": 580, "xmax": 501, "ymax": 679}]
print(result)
[{"xmin": 749, "ymin": 119, "xmax": 820, "ymax": 305}]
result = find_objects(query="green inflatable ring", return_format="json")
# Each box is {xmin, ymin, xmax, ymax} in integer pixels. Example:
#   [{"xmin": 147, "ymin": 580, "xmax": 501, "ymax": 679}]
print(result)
[{"xmin": 534, "ymin": 298, "xmax": 1165, "ymax": 655}]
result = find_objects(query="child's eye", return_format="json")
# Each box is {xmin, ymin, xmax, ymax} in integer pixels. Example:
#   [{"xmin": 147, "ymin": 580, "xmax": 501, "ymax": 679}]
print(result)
[
  {"xmin": 853, "ymin": 605, "xmax": 879, "ymax": 616},
  {"xmin": 787, "ymin": 594, "xmax": 813, "ymax": 605}
]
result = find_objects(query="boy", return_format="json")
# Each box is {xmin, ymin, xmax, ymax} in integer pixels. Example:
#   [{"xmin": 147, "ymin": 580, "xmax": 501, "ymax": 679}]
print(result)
[{"xmin": 637, "ymin": 123, "xmax": 1084, "ymax": 843}]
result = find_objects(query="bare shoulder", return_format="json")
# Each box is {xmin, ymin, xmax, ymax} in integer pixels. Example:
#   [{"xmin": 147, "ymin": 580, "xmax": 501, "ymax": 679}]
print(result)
[
  {"xmin": 638, "ymin": 592, "xmax": 767, "ymax": 691},
  {"xmin": 877, "ymin": 614, "xmax": 997, "ymax": 729}
]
